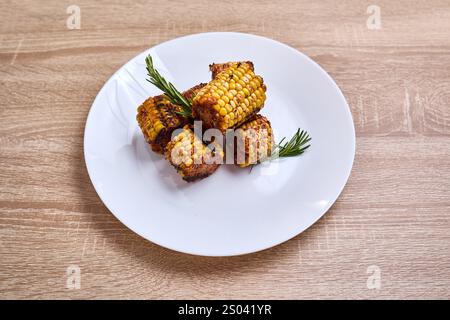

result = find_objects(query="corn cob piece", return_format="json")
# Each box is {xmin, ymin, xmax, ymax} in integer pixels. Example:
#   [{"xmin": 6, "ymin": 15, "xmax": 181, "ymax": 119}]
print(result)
[
  {"xmin": 209, "ymin": 61, "xmax": 254, "ymax": 79},
  {"xmin": 233, "ymin": 115, "xmax": 274, "ymax": 167},
  {"xmin": 136, "ymin": 84, "xmax": 205, "ymax": 154},
  {"xmin": 165, "ymin": 126, "xmax": 224, "ymax": 182},
  {"xmin": 192, "ymin": 62, "xmax": 266, "ymax": 132}
]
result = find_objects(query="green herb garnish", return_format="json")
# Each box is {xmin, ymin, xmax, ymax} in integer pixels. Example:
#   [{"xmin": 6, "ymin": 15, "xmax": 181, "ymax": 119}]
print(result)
[{"xmin": 145, "ymin": 55, "xmax": 193, "ymax": 118}]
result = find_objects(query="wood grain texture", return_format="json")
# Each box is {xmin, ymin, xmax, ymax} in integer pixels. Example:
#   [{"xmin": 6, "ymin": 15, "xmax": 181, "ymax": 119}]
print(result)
[{"xmin": 1, "ymin": 0, "xmax": 450, "ymax": 299}]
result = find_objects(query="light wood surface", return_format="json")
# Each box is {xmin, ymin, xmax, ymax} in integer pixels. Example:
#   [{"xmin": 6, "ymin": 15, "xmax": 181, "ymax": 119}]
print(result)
[{"xmin": 1, "ymin": 0, "xmax": 449, "ymax": 299}]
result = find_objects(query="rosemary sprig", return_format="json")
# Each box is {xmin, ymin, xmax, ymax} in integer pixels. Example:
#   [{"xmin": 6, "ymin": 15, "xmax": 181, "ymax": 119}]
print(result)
[
  {"xmin": 270, "ymin": 128, "xmax": 311, "ymax": 160},
  {"xmin": 250, "ymin": 129, "xmax": 311, "ymax": 170},
  {"xmin": 145, "ymin": 55, "xmax": 193, "ymax": 118}
]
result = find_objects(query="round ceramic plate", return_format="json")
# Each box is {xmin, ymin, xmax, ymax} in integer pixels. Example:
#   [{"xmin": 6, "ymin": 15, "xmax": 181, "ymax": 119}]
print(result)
[{"xmin": 84, "ymin": 32, "xmax": 355, "ymax": 256}]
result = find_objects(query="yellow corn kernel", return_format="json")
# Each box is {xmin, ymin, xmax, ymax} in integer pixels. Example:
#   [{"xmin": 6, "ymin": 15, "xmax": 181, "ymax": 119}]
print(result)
[{"xmin": 212, "ymin": 92, "xmax": 220, "ymax": 99}]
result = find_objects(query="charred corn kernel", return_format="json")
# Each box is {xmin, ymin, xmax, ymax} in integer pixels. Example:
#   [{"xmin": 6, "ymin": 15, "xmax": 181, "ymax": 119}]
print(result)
[
  {"xmin": 165, "ymin": 126, "xmax": 224, "ymax": 182},
  {"xmin": 193, "ymin": 62, "xmax": 266, "ymax": 132},
  {"xmin": 136, "ymin": 83, "xmax": 206, "ymax": 154},
  {"xmin": 233, "ymin": 115, "xmax": 274, "ymax": 167}
]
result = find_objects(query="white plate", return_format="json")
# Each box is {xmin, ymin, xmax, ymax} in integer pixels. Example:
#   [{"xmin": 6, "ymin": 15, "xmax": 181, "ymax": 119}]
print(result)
[{"xmin": 84, "ymin": 32, "xmax": 355, "ymax": 256}]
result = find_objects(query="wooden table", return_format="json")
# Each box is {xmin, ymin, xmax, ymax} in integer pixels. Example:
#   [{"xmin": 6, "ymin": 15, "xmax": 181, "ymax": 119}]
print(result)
[{"xmin": 1, "ymin": 0, "xmax": 449, "ymax": 299}]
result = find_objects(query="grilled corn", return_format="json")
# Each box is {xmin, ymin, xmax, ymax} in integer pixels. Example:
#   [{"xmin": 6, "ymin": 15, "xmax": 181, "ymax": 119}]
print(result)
[
  {"xmin": 136, "ymin": 84, "xmax": 205, "ymax": 154},
  {"xmin": 192, "ymin": 61, "xmax": 266, "ymax": 132},
  {"xmin": 234, "ymin": 115, "xmax": 273, "ymax": 167},
  {"xmin": 165, "ymin": 126, "xmax": 224, "ymax": 182}
]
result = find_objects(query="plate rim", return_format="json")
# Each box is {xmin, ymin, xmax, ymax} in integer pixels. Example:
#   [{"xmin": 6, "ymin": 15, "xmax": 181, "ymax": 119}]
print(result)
[{"xmin": 83, "ymin": 31, "xmax": 356, "ymax": 256}]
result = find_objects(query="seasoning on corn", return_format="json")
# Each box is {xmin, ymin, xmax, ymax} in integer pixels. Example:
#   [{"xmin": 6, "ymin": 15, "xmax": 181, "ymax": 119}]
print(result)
[
  {"xmin": 209, "ymin": 61, "xmax": 254, "ymax": 79},
  {"xmin": 233, "ymin": 115, "xmax": 273, "ymax": 167},
  {"xmin": 165, "ymin": 126, "xmax": 224, "ymax": 182},
  {"xmin": 136, "ymin": 83, "xmax": 205, "ymax": 154},
  {"xmin": 192, "ymin": 61, "xmax": 267, "ymax": 132}
]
